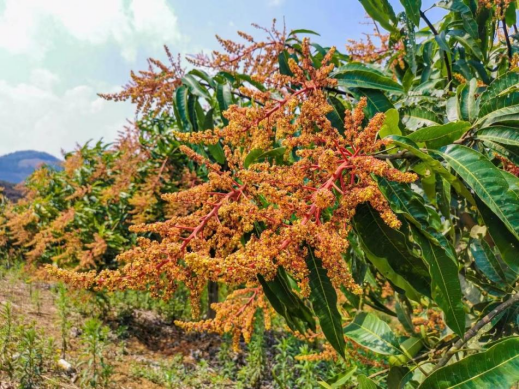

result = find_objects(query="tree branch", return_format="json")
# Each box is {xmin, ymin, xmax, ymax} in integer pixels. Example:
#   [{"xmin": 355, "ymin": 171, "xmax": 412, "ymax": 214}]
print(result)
[
  {"xmin": 502, "ymin": 19, "xmax": 513, "ymax": 66},
  {"xmin": 420, "ymin": 10, "xmax": 453, "ymax": 90},
  {"xmin": 434, "ymin": 292, "xmax": 519, "ymax": 371}
]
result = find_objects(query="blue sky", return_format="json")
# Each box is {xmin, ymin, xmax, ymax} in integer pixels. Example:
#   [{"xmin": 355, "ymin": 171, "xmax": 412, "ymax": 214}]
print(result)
[{"xmin": 0, "ymin": 0, "xmax": 438, "ymax": 157}]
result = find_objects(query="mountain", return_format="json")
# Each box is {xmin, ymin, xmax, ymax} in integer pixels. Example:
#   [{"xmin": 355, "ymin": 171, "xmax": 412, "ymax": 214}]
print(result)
[{"xmin": 0, "ymin": 150, "xmax": 61, "ymax": 183}]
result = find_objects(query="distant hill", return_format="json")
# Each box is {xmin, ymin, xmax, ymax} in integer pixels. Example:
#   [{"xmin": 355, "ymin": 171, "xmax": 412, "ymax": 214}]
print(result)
[{"xmin": 0, "ymin": 150, "xmax": 61, "ymax": 183}]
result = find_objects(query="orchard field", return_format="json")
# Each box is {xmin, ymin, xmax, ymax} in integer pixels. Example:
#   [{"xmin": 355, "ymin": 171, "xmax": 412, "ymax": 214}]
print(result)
[{"xmin": 1, "ymin": 0, "xmax": 519, "ymax": 387}]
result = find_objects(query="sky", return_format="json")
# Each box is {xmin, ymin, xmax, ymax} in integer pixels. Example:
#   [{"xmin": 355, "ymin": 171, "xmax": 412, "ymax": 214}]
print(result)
[{"xmin": 0, "ymin": 0, "xmax": 438, "ymax": 158}]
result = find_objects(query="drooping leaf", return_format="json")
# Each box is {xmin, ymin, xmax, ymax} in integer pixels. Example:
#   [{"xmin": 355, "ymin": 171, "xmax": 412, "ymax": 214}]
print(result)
[
  {"xmin": 412, "ymin": 228, "xmax": 465, "ymax": 336},
  {"xmin": 343, "ymin": 312, "xmax": 400, "ymax": 355},
  {"xmin": 358, "ymin": 0, "xmax": 399, "ymax": 33},
  {"xmin": 436, "ymin": 145, "xmax": 519, "ymax": 240},
  {"xmin": 216, "ymin": 83, "xmax": 233, "ymax": 125},
  {"xmin": 419, "ymin": 337, "xmax": 519, "ymax": 388},
  {"xmin": 175, "ymin": 86, "xmax": 192, "ymax": 132},
  {"xmin": 258, "ymin": 267, "xmax": 316, "ymax": 333},
  {"xmin": 327, "ymin": 96, "xmax": 347, "ymax": 133},
  {"xmin": 306, "ymin": 246, "xmax": 345, "ymax": 356},
  {"xmin": 407, "ymin": 121, "xmax": 471, "ymax": 149},
  {"xmin": 378, "ymin": 178, "xmax": 456, "ymax": 260}
]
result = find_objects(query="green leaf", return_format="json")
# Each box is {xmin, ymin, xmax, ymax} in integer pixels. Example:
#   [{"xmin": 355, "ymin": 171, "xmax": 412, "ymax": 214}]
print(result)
[
  {"xmin": 484, "ymin": 140, "xmax": 519, "ymax": 165},
  {"xmin": 321, "ymin": 366, "xmax": 357, "ymax": 388},
  {"xmin": 470, "ymin": 238, "xmax": 508, "ymax": 284},
  {"xmin": 419, "ymin": 337, "xmax": 519, "ymax": 388},
  {"xmin": 327, "ymin": 96, "xmax": 346, "ymax": 133},
  {"xmin": 258, "ymin": 267, "xmax": 316, "ymax": 333},
  {"xmin": 343, "ymin": 312, "xmax": 400, "ymax": 355},
  {"xmin": 182, "ymin": 74, "xmax": 211, "ymax": 100},
  {"xmin": 378, "ymin": 109, "xmax": 402, "ymax": 139},
  {"xmin": 402, "ymin": 107, "xmax": 441, "ymax": 130},
  {"xmin": 175, "ymin": 86, "xmax": 192, "ymax": 132},
  {"xmin": 388, "ymin": 136, "xmax": 475, "ymax": 203},
  {"xmin": 479, "ymin": 72, "xmax": 519, "ymax": 113},
  {"xmin": 476, "ymin": 105, "xmax": 519, "ymax": 128},
  {"xmin": 439, "ymin": 0, "xmax": 478, "ymax": 40},
  {"xmin": 458, "ymin": 78, "xmax": 479, "ymax": 123},
  {"xmin": 407, "ymin": 121, "xmax": 471, "ymax": 149},
  {"xmin": 387, "ymin": 366, "xmax": 410, "ymax": 389},
  {"xmin": 436, "ymin": 145, "xmax": 519, "ymax": 240},
  {"xmin": 244, "ymin": 149, "xmax": 264, "ymax": 169},
  {"xmin": 353, "ymin": 204, "xmax": 431, "ymax": 298},
  {"xmin": 476, "ymin": 197, "xmax": 519, "ymax": 274},
  {"xmin": 378, "ymin": 178, "xmax": 456, "ymax": 260},
  {"xmin": 216, "ymin": 83, "xmax": 233, "ymax": 125},
  {"xmin": 306, "ymin": 246, "xmax": 346, "ymax": 357},
  {"xmin": 278, "ymin": 51, "xmax": 294, "ymax": 77},
  {"xmin": 412, "ymin": 228, "xmax": 465, "ymax": 336},
  {"xmin": 335, "ymin": 69, "xmax": 403, "ymax": 93},
  {"xmin": 358, "ymin": 0, "xmax": 399, "ymax": 33},
  {"xmin": 351, "ymin": 89, "xmax": 394, "ymax": 117},
  {"xmin": 400, "ymin": 0, "xmax": 421, "ymax": 26},
  {"xmin": 289, "ymin": 29, "xmax": 321, "ymax": 37},
  {"xmin": 207, "ymin": 143, "xmax": 226, "ymax": 164},
  {"xmin": 449, "ymin": 30, "xmax": 483, "ymax": 60},
  {"xmin": 477, "ymin": 126, "xmax": 519, "ymax": 146},
  {"xmin": 258, "ymin": 147, "xmax": 286, "ymax": 162},
  {"xmin": 358, "ymin": 375, "xmax": 381, "ymax": 389}
]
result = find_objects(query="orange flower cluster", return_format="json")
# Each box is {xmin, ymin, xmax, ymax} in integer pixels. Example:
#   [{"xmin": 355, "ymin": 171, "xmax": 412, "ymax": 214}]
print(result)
[
  {"xmin": 100, "ymin": 46, "xmax": 185, "ymax": 115},
  {"xmin": 479, "ymin": 0, "xmax": 514, "ymax": 18},
  {"xmin": 188, "ymin": 20, "xmax": 286, "ymax": 84},
  {"xmin": 412, "ymin": 307, "xmax": 446, "ymax": 334},
  {"xmin": 346, "ymin": 31, "xmax": 390, "ymax": 64},
  {"xmin": 176, "ymin": 287, "xmax": 271, "ymax": 351},
  {"xmin": 48, "ymin": 39, "xmax": 416, "ymax": 345}
]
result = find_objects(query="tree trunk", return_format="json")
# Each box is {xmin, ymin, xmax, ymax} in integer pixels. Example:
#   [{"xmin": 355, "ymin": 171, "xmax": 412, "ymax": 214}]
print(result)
[{"xmin": 207, "ymin": 281, "xmax": 219, "ymax": 318}]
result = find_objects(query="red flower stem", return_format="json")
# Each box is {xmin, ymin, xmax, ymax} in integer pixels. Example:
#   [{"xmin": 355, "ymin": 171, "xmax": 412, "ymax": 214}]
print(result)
[
  {"xmin": 156, "ymin": 184, "xmax": 246, "ymax": 270},
  {"xmin": 279, "ymin": 160, "xmax": 352, "ymax": 250}
]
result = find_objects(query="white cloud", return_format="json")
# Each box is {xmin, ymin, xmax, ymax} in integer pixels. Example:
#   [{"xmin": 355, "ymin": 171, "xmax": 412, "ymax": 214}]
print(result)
[
  {"xmin": 268, "ymin": 0, "xmax": 286, "ymax": 7},
  {"xmin": 0, "ymin": 0, "xmax": 187, "ymax": 62},
  {"xmin": 0, "ymin": 69, "xmax": 132, "ymax": 157}
]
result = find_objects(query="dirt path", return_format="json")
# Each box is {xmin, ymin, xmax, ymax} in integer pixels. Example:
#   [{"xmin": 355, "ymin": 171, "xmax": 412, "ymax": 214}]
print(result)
[{"xmin": 0, "ymin": 270, "xmax": 228, "ymax": 389}]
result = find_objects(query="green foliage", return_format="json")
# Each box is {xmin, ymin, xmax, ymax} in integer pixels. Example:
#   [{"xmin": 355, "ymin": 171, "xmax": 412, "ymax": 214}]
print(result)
[{"xmin": 78, "ymin": 318, "xmax": 114, "ymax": 388}]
